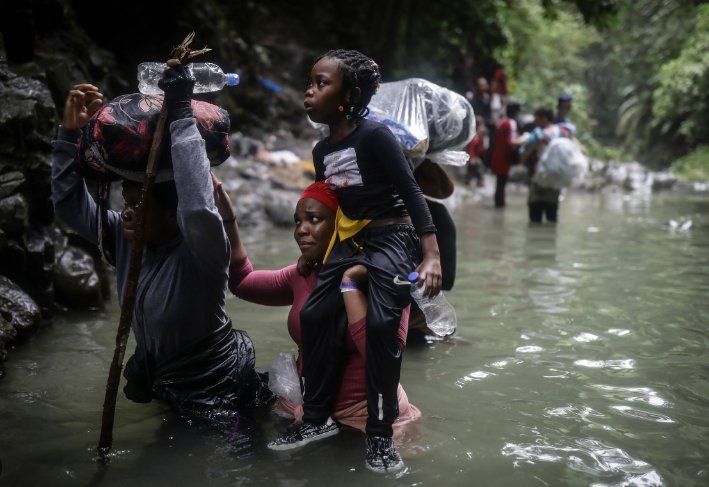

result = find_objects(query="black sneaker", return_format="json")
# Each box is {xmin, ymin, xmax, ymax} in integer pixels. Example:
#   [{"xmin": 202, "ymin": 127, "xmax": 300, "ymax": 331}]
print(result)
[
  {"xmin": 365, "ymin": 435, "xmax": 404, "ymax": 473},
  {"xmin": 267, "ymin": 417, "xmax": 338, "ymax": 451}
]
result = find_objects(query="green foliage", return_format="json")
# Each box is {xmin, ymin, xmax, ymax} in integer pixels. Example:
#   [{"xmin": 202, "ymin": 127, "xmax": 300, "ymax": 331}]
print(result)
[
  {"xmin": 594, "ymin": 0, "xmax": 699, "ymax": 166},
  {"xmin": 652, "ymin": 4, "xmax": 709, "ymax": 147},
  {"xmin": 671, "ymin": 145, "xmax": 709, "ymax": 181},
  {"xmin": 498, "ymin": 1, "xmax": 599, "ymax": 134}
]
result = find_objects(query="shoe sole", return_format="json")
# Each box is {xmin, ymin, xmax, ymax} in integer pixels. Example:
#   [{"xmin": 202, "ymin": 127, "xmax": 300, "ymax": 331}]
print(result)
[
  {"xmin": 267, "ymin": 427, "xmax": 338, "ymax": 451},
  {"xmin": 365, "ymin": 458, "xmax": 405, "ymax": 473}
]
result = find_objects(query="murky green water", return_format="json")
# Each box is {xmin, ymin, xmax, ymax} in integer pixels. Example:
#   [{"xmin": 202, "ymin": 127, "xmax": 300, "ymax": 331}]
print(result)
[{"xmin": 1, "ymin": 186, "xmax": 708, "ymax": 486}]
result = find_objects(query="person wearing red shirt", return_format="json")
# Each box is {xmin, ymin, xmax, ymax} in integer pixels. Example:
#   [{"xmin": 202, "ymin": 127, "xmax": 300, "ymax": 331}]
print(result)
[
  {"xmin": 489, "ymin": 101, "xmax": 521, "ymax": 208},
  {"xmin": 466, "ymin": 115, "xmax": 487, "ymax": 187}
]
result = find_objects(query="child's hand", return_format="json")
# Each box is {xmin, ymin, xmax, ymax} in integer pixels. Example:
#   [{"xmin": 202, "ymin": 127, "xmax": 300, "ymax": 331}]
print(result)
[
  {"xmin": 61, "ymin": 84, "xmax": 103, "ymax": 131},
  {"xmin": 416, "ymin": 232, "xmax": 442, "ymax": 297},
  {"xmin": 415, "ymin": 256, "xmax": 442, "ymax": 297}
]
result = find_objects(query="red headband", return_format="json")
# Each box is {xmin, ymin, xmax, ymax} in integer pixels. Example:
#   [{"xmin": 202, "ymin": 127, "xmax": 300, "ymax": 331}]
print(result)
[{"xmin": 300, "ymin": 181, "xmax": 338, "ymax": 213}]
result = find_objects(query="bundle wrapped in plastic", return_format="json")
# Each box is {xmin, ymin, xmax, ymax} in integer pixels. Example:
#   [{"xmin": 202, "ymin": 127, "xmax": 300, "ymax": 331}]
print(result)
[
  {"xmin": 533, "ymin": 137, "xmax": 589, "ymax": 189},
  {"xmin": 367, "ymin": 78, "xmax": 475, "ymax": 168},
  {"xmin": 309, "ymin": 78, "xmax": 475, "ymax": 169}
]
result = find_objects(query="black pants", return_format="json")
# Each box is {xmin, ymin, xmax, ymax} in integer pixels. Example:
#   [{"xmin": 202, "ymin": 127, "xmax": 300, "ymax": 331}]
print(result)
[
  {"xmin": 494, "ymin": 174, "xmax": 508, "ymax": 207},
  {"xmin": 466, "ymin": 162, "xmax": 483, "ymax": 185},
  {"xmin": 300, "ymin": 224, "xmax": 420, "ymax": 438},
  {"xmin": 528, "ymin": 182, "xmax": 560, "ymax": 223},
  {"xmin": 528, "ymin": 201, "xmax": 558, "ymax": 222}
]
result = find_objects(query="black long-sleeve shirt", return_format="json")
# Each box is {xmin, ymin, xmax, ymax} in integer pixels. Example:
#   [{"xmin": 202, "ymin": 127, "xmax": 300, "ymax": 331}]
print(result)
[{"xmin": 313, "ymin": 119, "xmax": 436, "ymax": 235}]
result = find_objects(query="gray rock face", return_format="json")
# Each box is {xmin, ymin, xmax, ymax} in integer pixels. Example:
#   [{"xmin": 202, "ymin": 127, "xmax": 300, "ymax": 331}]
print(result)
[{"xmin": 0, "ymin": 275, "xmax": 41, "ymax": 338}]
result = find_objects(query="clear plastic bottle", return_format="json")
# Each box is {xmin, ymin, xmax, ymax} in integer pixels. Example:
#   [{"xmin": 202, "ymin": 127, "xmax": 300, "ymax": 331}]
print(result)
[
  {"xmin": 137, "ymin": 62, "xmax": 240, "ymax": 95},
  {"xmin": 407, "ymin": 271, "xmax": 457, "ymax": 337}
]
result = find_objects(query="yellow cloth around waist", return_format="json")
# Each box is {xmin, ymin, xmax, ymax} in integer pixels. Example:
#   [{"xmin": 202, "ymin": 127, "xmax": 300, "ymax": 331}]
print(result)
[{"xmin": 324, "ymin": 208, "xmax": 371, "ymax": 263}]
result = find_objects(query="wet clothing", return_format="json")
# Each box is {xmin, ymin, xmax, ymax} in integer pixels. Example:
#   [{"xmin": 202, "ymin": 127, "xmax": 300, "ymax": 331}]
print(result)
[
  {"xmin": 228, "ymin": 258, "xmax": 421, "ymax": 432},
  {"xmin": 522, "ymin": 125, "xmax": 567, "ymax": 223},
  {"xmin": 425, "ymin": 199, "xmax": 456, "ymax": 291},
  {"xmin": 51, "ymin": 119, "xmax": 267, "ymax": 416},
  {"xmin": 300, "ymin": 224, "xmax": 422, "ymax": 438},
  {"xmin": 490, "ymin": 116, "xmax": 518, "ymax": 208},
  {"xmin": 528, "ymin": 183, "xmax": 560, "ymax": 223},
  {"xmin": 407, "ymin": 198, "xmax": 457, "ymax": 342},
  {"xmin": 312, "ymin": 119, "xmax": 435, "ymax": 234},
  {"xmin": 305, "ymin": 118, "xmax": 434, "ymax": 438},
  {"xmin": 466, "ymin": 133, "xmax": 486, "ymax": 185},
  {"xmin": 490, "ymin": 118, "xmax": 518, "ymax": 177}
]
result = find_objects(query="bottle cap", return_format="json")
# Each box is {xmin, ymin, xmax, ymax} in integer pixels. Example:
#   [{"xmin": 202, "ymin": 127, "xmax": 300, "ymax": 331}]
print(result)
[
  {"xmin": 225, "ymin": 73, "xmax": 240, "ymax": 86},
  {"xmin": 407, "ymin": 271, "xmax": 419, "ymax": 283}
]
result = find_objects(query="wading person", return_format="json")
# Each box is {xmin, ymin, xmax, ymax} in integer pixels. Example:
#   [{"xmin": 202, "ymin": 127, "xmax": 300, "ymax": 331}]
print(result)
[
  {"xmin": 519, "ymin": 107, "xmax": 570, "ymax": 223},
  {"xmin": 265, "ymin": 49, "xmax": 441, "ymax": 473},
  {"xmin": 51, "ymin": 64, "xmax": 269, "ymax": 419},
  {"xmin": 213, "ymin": 178, "xmax": 421, "ymax": 439},
  {"xmin": 489, "ymin": 101, "xmax": 521, "ymax": 208}
]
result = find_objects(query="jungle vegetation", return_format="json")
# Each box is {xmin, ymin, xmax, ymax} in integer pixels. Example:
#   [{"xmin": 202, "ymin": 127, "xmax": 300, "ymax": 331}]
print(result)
[{"xmin": 1, "ymin": 0, "xmax": 707, "ymax": 177}]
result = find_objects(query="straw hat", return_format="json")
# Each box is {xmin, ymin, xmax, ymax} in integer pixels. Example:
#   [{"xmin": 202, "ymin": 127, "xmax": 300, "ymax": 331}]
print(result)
[{"xmin": 414, "ymin": 158, "xmax": 454, "ymax": 199}]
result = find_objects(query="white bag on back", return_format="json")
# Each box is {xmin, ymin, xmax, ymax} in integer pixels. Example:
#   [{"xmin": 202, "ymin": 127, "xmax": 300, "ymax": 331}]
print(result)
[{"xmin": 534, "ymin": 137, "xmax": 588, "ymax": 189}]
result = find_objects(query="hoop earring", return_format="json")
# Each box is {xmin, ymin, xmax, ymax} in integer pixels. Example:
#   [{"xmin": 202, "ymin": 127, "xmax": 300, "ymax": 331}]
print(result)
[{"xmin": 338, "ymin": 105, "xmax": 344, "ymax": 112}]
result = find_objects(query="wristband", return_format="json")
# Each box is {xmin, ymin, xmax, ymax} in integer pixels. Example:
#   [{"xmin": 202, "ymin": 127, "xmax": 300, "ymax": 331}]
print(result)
[
  {"xmin": 222, "ymin": 217, "xmax": 236, "ymax": 224},
  {"xmin": 340, "ymin": 280, "xmax": 359, "ymax": 293}
]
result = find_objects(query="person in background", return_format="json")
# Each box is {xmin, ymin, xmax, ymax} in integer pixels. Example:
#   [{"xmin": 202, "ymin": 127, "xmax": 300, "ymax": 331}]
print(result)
[
  {"xmin": 489, "ymin": 101, "xmax": 521, "ymax": 208},
  {"xmin": 51, "ymin": 66, "xmax": 269, "ymax": 418},
  {"xmin": 466, "ymin": 115, "xmax": 487, "ymax": 187},
  {"xmin": 214, "ymin": 178, "xmax": 421, "ymax": 439},
  {"xmin": 471, "ymin": 76, "xmax": 493, "ymax": 138},
  {"xmin": 554, "ymin": 93, "xmax": 575, "ymax": 129},
  {"xmin": 268, "ymin": 48, "xmax": 441, "ymax": 473},
  {"xmin": 519, "ymin": 107, "xmax": 568, "ymax": 223},
  {"xmin": 492, "ymin": 63, "xmax": 508, "ymax": 101}
]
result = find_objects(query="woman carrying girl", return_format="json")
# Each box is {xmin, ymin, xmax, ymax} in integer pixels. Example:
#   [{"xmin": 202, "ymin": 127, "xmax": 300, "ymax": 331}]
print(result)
[
  {"xmin": 213, "ymin": 178, "xmax": 421, "ymax": 439},
  {"xmin": 268, "ymin": 49, "xmax": 442, "ymax": 473}
]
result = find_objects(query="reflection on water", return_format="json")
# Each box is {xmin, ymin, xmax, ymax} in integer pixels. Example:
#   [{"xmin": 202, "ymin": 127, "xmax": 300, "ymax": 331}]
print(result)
[{"xmin": 1, "ymin": 189, "xmax": 709, "ymax": 486}]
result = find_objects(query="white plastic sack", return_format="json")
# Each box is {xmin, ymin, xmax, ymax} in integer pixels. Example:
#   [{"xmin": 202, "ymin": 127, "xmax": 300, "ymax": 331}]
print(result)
[
  {"xmin": 311, "ymin": 78, "xmax": 475, "ymax": 169},
  {"xmin": 368, "ymin": 78, "xmax": 475, "ymax": 168},
  {"xmin": 533, "ymin": 137, "xmax": 589, "ymax": 189},
  {"xmin": 268, "ymin": 352, "xmax": 302, "ymax": 404}
]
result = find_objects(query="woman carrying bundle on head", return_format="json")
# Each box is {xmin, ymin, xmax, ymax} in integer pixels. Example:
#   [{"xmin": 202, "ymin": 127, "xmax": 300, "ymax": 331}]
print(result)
[{"xmin": 50, "ymin": 61, "xmax": 270, "ymax": 419}]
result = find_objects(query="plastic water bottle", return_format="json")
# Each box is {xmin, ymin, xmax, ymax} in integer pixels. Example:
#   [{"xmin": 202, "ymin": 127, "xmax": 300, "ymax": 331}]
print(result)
[
  {"xmin": 137, "ymin": 62, "xmax": 240, "ymax": 95},
  {"xmin": 406, "ymin": 271, "xmax": 457, "ymax": 337}
]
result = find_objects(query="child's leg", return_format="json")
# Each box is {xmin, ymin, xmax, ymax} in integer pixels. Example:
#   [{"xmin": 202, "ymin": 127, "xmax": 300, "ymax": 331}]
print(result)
[
  {"xmin": 299, "ymin": 260, "xmax": 351, "ymax": 425},
  {"xmin": 361, "ymin": 226, "xmax": 419, "ymax": 438},
  {"xmin": 341, "ymin": 264, "xmax": 368, "ymax": 324}
]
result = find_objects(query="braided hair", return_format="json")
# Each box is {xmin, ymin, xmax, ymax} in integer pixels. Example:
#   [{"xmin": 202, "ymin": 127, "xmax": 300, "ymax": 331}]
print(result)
[{"xmin": 316, "ymin": 49, "xmax": 381, "ymax": 120}]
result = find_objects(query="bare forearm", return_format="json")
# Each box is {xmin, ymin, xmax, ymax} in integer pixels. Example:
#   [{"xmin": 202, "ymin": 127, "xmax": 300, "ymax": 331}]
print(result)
[
  {"xmin": 224, "ymin": 220, "xmax": 247, "ymax": 264},
  {"xmin": 420, "ymin": 232, "xmax": 440, "ymax": 261}
]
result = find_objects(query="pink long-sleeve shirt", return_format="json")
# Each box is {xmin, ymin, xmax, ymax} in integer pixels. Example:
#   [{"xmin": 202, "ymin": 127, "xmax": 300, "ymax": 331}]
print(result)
[{"xmin": 228, "ymin": 258, "xmax": 410, "ymax": 412}]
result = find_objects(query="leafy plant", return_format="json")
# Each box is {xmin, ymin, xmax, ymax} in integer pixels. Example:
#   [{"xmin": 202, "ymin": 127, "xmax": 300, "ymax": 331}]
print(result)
[
  {"xmin": 652, "ymin": 4, "xmax": 709, "ymax": 147},
  {"xmin": 671, "ymin": 145, "xmax": 709, "ymax": 181}
]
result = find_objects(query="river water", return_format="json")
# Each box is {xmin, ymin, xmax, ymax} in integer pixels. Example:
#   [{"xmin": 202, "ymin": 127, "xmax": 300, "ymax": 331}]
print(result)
[{"xmin": 1, "ymin": 185, "xmax": 708, "ymax": 486}]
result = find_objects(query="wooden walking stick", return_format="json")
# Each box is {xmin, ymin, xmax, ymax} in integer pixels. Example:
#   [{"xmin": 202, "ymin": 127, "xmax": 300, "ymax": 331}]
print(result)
[{"xmin": 97, "ymin": 32, "xmax": 211, "ymax": 457}]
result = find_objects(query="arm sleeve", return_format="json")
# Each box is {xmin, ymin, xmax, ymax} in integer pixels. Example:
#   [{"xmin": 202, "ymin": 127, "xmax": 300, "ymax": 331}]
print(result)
[
  {"xmin": 525, "ymin": 127, "xmax": 543, "ymax": 147},
  {"xmin": 426, "ymin": 200, "xmax": 456, "ymax": 290},
  {"xmin": 169, "ymin": 118, "xmax": 229, "ymax": 275},
  {"xmin": 228, "ymin": 258, "xmax": 296, "ymax": 306},
  {"xmin": 374, "ymin": 126, "xmax": 436, "ymax": 235},
  {"xmin": 51, "ymin": 127, "xmax": 121, "ymax": 244}
]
